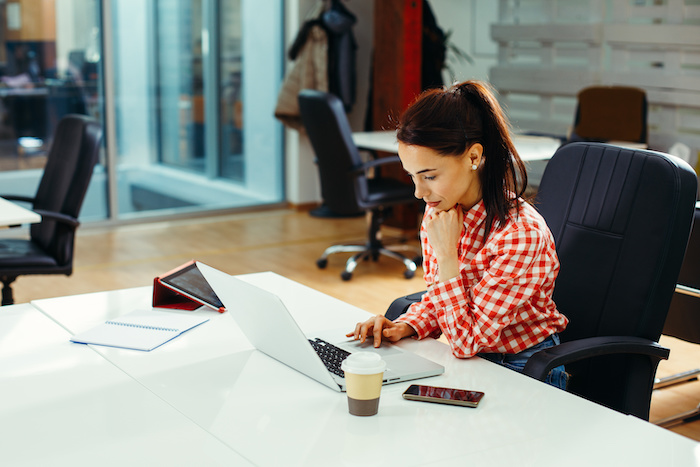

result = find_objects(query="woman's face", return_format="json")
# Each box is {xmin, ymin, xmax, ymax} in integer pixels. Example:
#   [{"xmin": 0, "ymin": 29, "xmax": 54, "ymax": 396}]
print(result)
[{"xmin": 398, "ymin": 142, "xmax": 483, "ymax": 212}]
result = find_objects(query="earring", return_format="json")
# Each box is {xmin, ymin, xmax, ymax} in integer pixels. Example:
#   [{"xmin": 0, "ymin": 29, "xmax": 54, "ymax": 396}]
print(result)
[{"xmin": 472, "ymin": 164, "xmax": 478, "ymax": 170}]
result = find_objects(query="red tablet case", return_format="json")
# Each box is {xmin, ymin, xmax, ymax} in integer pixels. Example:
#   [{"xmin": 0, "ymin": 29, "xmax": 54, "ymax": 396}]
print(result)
[{"xmin": 152, "ymin": 260, "xmax": 226, "ymax": 313}]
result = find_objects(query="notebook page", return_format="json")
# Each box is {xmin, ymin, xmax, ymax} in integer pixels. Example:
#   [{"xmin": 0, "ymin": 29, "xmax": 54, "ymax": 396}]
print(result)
[{"xmin": 70, "ymin": 309, "xmax": 209, "ymax": 351}]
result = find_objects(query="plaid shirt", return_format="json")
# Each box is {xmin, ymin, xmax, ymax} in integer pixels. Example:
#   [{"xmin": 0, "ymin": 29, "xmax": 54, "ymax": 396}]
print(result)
[{"xmin": 396, "ymin": 199, "xmax": 568, "ymax": 358}]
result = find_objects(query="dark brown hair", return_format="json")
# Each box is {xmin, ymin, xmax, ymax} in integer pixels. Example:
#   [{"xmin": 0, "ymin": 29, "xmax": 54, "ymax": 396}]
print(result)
[{"xmin": 397, "ymin": 80, "xmax": 527, "ymax": 238}]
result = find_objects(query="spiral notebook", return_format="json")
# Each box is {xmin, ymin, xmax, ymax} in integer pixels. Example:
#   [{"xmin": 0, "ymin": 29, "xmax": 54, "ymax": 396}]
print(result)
[{"xmin": 70, "ymin": 310, "xmax": 209, "ymax": 351}]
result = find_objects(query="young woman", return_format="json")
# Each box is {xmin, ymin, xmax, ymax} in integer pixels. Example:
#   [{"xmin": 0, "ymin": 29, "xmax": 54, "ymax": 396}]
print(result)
[{"xmin": 348, "ymin": 80, "xmax": 569, "ymax": 388}]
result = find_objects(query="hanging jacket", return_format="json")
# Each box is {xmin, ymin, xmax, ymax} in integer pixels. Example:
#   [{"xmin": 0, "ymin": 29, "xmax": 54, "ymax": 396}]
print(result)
[{"xmin": 275, "ymin": 12, "xmax": 329, "ymax": 130}]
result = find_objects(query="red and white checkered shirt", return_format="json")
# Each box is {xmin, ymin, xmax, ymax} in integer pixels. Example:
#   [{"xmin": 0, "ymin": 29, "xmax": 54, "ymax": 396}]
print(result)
[{"xmin": 396, "ymin": 199, "xmax": 568, "ymax": 358}]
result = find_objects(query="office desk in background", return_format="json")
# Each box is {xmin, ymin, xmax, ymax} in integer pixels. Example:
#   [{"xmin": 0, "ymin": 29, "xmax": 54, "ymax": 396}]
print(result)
[
  {"xmin": 352, "ymin": 130, "xmax": 563, "ymax": 162},
  {"xmin": 13, "ymin": 272, "xmax": 697, "ymax": 466},
  {"xmin": 0, "ymin": 196, "xmax": 41, "ymax": 227}
]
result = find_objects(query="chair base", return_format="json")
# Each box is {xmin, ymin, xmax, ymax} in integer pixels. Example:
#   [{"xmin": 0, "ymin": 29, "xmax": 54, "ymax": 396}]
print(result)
[
  {"xmin": 654, "ymin": 368, "xmax": 700, "ymax": 389},
  {"xmin": 316, "ymin": 243, "xmax": 420, "ymax": 281},
  {"xmin": 652, "ymin": 368, "xmax": 700, "ymax": 428},
  {"xmin": 655, "ymin": 403, "xmax": 700, "ymax": 428}
]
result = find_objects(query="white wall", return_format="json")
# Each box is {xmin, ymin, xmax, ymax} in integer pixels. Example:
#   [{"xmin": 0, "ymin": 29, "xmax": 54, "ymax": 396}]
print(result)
[{"xmin": 431, "ymin": 0, "xmax": 498, "ymax": 84}]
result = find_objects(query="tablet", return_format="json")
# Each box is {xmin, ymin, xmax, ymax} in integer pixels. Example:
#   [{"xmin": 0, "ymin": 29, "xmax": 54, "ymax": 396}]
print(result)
[{"xmin": 159, "ymin": 261, "xmax": 225, "ymax": 311}]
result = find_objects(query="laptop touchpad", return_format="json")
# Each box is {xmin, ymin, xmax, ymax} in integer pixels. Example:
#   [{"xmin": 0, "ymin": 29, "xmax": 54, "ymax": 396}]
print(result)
[{"xmin": 338, "ymin": 338, "xmax": 403, "ymax": 356}]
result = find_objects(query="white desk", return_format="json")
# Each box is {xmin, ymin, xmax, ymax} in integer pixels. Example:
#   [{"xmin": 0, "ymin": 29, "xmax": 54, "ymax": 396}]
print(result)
[
  {"xmin": 0, "ymin": 197, "xmax": 41, "ymax": 227},
  {"xmin": 30, "ymin": 272, "xmax": 700, "ymax": 466},
  {"xmin": 352, "ymin": 130, "xmax": 563, "ymax": 162},
  {"xmin": 0, "ymin": 303, "xmax": 251, "ymax": 466}
]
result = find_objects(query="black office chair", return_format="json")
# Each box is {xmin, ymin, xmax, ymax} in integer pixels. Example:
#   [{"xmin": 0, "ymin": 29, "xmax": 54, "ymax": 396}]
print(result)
[
  {"xmin": 298, "ymin": 89, "xmax": 421, "ymax": 281},
  {"xmin": 0, "ymin": 114, "xmax": 103, "ymax": 305},
  {"xmin": 654, "ymin": 205, "xmax": 700, "ymax": 428},
  {"xmin": 386, "ymin": 143, "xmax": 697, "ymax": 420},
  {"xmin": 566, "ymin": 86, "xmax": 648, "ymax": 146}
]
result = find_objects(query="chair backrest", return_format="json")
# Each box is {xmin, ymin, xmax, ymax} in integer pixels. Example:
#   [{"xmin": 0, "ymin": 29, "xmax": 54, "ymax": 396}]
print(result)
[
  {"xmin": 662, "ymin": 207, "xmax": 700, "ymax": 344},
  {"xmin": 535, "ymin": 143, "xmax": 697, "ymax": 409},
  {"xmin": 31, "ymin": 114, "xmax": 103, "ymax": 265},
  {"xmin": 572, "ymin": 86, "xmax": 648, "ymax": 144},
  {"xmin": 297, "ymin": 89, "xmax": 367, "ymax": 215}
]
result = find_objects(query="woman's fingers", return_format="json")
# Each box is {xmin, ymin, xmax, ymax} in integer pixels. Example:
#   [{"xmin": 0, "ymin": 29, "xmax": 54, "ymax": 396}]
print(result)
[{"xmin": 347, "ymin": 316, "xmax": 391, "ymax": 346}]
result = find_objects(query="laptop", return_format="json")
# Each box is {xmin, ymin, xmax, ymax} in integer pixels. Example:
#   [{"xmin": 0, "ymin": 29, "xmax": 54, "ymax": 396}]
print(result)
[{"xmin": 198, "ymin": 263, "xmax": 444, "ymax": 392}]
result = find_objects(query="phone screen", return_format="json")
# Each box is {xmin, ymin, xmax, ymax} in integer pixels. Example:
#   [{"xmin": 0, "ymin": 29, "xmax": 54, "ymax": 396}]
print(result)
[{"xmin": 402, "ymin": 384, "xmax": 484, "ymax": 407}]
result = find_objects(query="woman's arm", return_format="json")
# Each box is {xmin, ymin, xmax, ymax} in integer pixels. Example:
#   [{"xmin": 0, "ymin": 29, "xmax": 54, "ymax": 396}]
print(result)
[{"xmin": 431, "ymin": 227, "xmax": 558, "ymax": 357}]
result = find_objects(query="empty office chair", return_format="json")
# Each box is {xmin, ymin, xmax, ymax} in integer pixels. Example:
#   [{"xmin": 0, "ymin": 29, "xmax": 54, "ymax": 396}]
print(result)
[
  {"xmin": 385, "ymin": 143, "xmax": 697, "ymax": 420},
  {"xmin": 0, "ymin": 114, "xmax": 103, "ymax": 305},
  {"xmin": 566, "ymin": 86, "xmax": 648, "ymax": 147},
  {"xmin": 654, "ymin": 205, "xmax": 700, "ymax": 428},
  {"xmin": 298, "ymin": 89, "xmax": 421, "ymax": 281}
]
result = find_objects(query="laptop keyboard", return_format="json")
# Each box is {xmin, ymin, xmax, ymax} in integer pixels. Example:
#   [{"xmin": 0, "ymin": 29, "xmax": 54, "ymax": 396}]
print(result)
[{"xmin": 308, "ymin": 338, "xmax": 351, "ymax": 377}]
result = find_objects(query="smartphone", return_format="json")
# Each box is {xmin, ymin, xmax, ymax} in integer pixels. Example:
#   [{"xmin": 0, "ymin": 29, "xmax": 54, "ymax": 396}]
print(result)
[{"xmin": 402, "ymin": 384, "xmax": 484, "ymax": 408}]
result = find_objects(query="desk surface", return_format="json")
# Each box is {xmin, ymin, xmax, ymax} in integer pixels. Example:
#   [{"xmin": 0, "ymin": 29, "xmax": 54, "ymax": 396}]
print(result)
[
  {"xmin": 0, "ymin": 303, "xmax": 250, "ymax": 466},
  {"xmin": 0, "ymin": 197, "xmax": 41, "ymax": 227},
  {"xmin": 26, "ymin": 271, "xmax": 700, "ymax": 466},
  {"xmin": 352, "ymin": 130, "xmax": 563, "ymax": 162}
]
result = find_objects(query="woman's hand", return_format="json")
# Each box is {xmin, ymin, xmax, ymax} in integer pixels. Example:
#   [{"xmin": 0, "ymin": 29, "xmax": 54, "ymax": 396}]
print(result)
[
  {"xmin": 346, "ymin": 316, "xmax": 416, "ymax": 348},
  {"xmin": 425, "ymin": 206, "xmax": 463, "ymax": 281}
]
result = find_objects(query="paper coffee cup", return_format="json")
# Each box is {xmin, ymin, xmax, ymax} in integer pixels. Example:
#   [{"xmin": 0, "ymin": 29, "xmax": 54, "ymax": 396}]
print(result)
[{"xmin": 341, "ymin": 352, "xmax": 386, "ymax": 416}]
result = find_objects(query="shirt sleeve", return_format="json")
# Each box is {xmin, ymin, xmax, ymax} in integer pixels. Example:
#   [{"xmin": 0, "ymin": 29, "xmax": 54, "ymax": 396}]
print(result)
[{"xmin": 399, "ymin": 225, "xmax": 556, "ymax": 358}]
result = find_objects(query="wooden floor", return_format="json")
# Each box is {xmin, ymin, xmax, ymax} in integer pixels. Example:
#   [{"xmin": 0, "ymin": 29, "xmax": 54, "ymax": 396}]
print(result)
[{"xmin": 7, "ymin": 207, "xmax": 700, "ymax": 443}]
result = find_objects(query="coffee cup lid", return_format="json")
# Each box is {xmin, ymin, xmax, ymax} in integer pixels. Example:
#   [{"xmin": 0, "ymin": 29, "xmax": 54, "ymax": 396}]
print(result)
[{"xmin": 341, "ymin": 351, "xmax": 386, "ymax": 375}]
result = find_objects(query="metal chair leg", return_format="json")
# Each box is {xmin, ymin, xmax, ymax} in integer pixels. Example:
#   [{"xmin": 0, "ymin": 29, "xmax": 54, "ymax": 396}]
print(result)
[
  {"xmin": 655, "ymin": 403, "xmax": 700, "ymax": 428},
  {"xmin": 654, "ymin": 369, "xmax": 700, "ymax": 389}
]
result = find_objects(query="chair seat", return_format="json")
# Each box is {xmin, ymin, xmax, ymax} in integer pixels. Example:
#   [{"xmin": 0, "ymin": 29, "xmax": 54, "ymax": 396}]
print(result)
[{"xmin": 0, "ymin": 239, "xmax": 58, "ymax": 268}]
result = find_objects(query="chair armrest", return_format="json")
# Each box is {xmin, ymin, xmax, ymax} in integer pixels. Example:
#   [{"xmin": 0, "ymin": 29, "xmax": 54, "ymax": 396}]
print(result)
[
  {"xmin": 351, "ymin": 155, "xmax": 402, "ymax": 175},
  {"xmin": 33, "ymin": 209, "xmax": 80, "ymax": 229},
  {"xmin": 1, "ymin": 194, "xmax": 35, "ymax": 205},
  {"xmin": 522, "ymin": 336, "xmax": 670, "ymax": 381},
  {"xmin": 385, "ymin": 291, "xmax": 425, "ymax": 321}
]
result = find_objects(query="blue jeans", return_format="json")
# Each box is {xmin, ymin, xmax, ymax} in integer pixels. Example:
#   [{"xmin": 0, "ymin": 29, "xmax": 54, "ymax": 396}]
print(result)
[{"xmin": 478, "ymin": 334, "xmax": 569, "ymax": 390}]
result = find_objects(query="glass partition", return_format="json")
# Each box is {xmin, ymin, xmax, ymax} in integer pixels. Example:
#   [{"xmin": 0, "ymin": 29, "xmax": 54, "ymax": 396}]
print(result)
[
  {"xmin": 0, "ymin": 0, "xmax": 283, "ymax": 224},
  {"xmin": 110, "ymin": 0, "xmax": 284, "ymax": 220},
  {"xmin": 0, "ymin": 0, "xmax": 107, "ymax": 221}
]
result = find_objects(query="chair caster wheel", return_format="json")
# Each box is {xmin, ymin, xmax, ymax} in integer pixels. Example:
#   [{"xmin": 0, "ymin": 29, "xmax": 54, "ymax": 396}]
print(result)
[
  {"xmin": 404, "ymin": 269, "xmax": 415, "ymax": 279},
  {"xmin": 341, "ymin": 271, "xmax": 353, "ymax": 281},
  {"xmin": 316, "ymin": 258, "xmax": 328, "ymax": 269}
]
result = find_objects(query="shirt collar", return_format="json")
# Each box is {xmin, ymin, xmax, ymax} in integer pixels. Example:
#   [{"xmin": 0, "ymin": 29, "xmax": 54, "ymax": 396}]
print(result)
[{"xmin": 462, "ymin": 199, "xmax": 487, "ymax": 231}]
